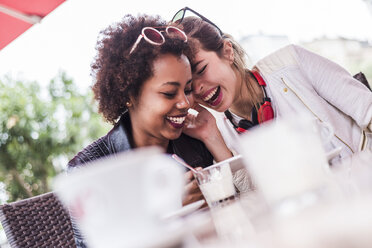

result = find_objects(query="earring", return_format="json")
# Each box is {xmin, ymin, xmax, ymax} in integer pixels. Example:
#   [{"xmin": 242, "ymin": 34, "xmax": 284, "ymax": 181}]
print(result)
[{"xmin": 126, "ymin": 101, "xmax": 132, "ymax": 107}]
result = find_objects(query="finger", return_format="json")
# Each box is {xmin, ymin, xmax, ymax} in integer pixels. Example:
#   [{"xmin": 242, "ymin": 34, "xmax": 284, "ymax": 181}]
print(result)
[
  {"xmin": 182, "ymin": 192, "xmax": 205, "ymax": 206},
  {"xmin": 185, "ymin": 179, "xmax": 199, "ymax": 193},
  {"xmin": 184, "ymin": 114, "xmax": 196, "ymax": 127},
  {"xmin": 184, "ymin": 170, "xmax": 194, "ymax": 182}
]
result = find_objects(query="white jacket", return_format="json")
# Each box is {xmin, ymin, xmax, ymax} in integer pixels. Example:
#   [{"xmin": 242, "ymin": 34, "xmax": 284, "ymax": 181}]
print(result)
[{"xmin": 218, "ymin": 44, "xmax": 372, "ymax": 161}]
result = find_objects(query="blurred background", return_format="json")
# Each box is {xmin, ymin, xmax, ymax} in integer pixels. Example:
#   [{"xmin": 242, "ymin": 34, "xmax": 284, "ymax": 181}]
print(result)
[{"xmin": 0, "ymin": 0, "xmax": 371, "ymax": 245}]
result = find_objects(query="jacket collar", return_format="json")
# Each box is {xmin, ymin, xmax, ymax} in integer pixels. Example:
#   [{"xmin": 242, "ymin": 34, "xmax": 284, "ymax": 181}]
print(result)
[{"xmin": 107, "ymin": 111, "xmax": 132, "ymax": 153}]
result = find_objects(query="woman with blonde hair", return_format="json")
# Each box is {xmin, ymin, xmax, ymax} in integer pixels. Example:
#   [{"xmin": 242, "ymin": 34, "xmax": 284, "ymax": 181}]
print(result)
[{"xmin": 172, "ymin": 7, "xmax": 372, "ymax": 163}]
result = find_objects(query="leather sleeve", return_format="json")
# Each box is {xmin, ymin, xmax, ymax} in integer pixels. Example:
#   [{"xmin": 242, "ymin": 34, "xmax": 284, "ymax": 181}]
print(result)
[{"xmin": 67, "ymin": 136, "xmax": 112, "ymax": 169}]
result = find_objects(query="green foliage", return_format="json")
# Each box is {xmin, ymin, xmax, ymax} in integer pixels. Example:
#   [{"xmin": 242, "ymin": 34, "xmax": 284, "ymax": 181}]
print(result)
[{"xmin": 0, "ymin": 73, "xmax": 110, "ymax": 203}]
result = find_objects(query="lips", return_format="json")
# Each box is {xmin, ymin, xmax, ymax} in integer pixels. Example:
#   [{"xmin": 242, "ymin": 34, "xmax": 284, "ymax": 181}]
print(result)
[
  {"xmin": 201, "ymin": 86, "xmax": 222, "ymax": 107},
  {"xmin": 166, "ymin": 115, "xmax": 186, "ymax": 129}
]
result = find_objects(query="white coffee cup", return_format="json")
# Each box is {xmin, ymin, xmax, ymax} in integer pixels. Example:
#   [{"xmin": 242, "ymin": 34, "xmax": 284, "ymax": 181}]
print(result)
[
  {"xmin": 239, "ymin": 115, "xmax": 332, "ymax": 206},
  {"xmin": 53, "ymin": 147, "xmax": 184, "ymax": 248}
]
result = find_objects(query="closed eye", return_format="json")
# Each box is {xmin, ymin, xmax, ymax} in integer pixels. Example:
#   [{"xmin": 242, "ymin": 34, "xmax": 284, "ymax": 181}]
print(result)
[
  {"xmin": 161, "ymin": 92, "xmax": 176, "ymax": 98},
  {"xmin": 197, "ymin": 65, "xmax": 207, "ymax": 75}
]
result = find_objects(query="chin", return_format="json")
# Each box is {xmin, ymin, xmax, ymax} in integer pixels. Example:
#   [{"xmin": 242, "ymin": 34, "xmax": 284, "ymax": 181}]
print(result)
[
  {"xmin": 166, "ymin": 131, "xmax": 183, "ymax": 141},
  {"xmin": 213, "ymin": 103, "xmax": 228, "ymax": 113}
]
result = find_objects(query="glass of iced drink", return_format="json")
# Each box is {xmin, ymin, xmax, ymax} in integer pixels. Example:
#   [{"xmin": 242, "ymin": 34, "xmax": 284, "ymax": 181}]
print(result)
[{"xmin": 195, "ymin": 161, "xmax": 236, "ymax": 207}]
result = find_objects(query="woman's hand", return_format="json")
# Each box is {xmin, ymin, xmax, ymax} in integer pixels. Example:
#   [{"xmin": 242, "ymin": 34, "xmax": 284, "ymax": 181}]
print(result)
[
  {"xmin": 182, "ymin": 170, "xmax": 205, "ymax": 206},
  {"xmin": 183, "ymin": 104, "xmax": 218, "ymax": 141},
  {"xmin": 183, "ymin": 104, "xmax": 233, "ymax": 162}
]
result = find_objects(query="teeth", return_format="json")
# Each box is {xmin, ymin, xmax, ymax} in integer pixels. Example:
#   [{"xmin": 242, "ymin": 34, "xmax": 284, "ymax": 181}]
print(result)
[
  {"xmin": 167, "ymin": 116, "xmax": 186, "ymax": 124},
  {"xmin": 203, "ymin": 87, "xmax": 218, "ymax": 101}
]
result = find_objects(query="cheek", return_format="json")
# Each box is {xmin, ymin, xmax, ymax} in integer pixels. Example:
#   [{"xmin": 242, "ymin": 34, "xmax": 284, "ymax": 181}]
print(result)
[
  {"xmin": 203, "ymin": 71, "xmax": 214, "ymax": 83},
  {"xmin": 143, "ymin": 104, "xmax": 166, "ymax": 118},
  {"xmin": 215, "ymin": 61, "xmax": 234, "ymax": 81},
  {"xmin": 136, "ymin": 98, "xmax": 163, "ymax": 119},
  {"xmin": 141, "ymin": 99, "xmax": 174, "ymax": 122},
  {"xmin": 205, "ymin": 67, "xmax": 224, "ymax": 85},
  {"xmin": 187, "ymin": 94, "xmax": 194, "ymax": 106}
]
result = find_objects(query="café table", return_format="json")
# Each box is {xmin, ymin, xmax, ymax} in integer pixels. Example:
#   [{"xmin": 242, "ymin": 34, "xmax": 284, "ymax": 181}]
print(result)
[{"xmin": 165, "ymin": 150, "xmax": 372, "ymax": 248}]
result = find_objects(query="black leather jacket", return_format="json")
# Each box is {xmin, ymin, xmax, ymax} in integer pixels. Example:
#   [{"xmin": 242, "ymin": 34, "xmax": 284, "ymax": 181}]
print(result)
[
  {"xmin": 67, "ymin": 111, "xmax": 213, "ymax": 248},
  {"xmin": 68, "ymin": 111, "xmax": 213, "ymax": 169}
]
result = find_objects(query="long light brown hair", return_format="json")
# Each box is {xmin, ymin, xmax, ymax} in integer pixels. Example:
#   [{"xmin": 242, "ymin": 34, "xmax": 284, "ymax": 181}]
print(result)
[{"xmin": 179, "ymin": 16, "xmax": 261, "ymax": 108}]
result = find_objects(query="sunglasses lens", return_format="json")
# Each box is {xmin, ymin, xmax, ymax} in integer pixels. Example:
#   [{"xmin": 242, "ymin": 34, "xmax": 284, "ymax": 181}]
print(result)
[
  {"xmin": 166, "ymin": 27, "xmax": 187, "ymax": 41},
  {"xmin": 172, "ymin": 10, "xmax": 185, "ymax": 24},
  {"xmin": 143, "ymin": 28, "xmax": 164, "ymax": 44}
]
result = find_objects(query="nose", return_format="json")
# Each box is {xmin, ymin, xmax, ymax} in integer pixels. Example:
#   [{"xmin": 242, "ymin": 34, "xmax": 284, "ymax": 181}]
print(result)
[
  {"xmin": 176, "ymin": 93, "xmax": 192, "ymax": 109},
  {"xmin": 192, "ymin": 79, "xmax": 204, "ymax": 95}
]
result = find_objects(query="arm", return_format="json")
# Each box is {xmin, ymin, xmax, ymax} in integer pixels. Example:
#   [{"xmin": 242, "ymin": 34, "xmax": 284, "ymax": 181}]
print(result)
[
  {"xmin": 293, "ymin": 45, "xmax": 372, "ymax": 131},
  {"xmin": 183, "ymin": 104, "xmax": 233, "ymax": 162}
]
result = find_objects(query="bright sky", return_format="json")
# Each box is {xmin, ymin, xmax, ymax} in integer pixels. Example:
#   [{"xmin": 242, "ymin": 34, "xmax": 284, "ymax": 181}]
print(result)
[{"xmin": 0, "ymin": 0, "xmax": 371, "ymax": 91}]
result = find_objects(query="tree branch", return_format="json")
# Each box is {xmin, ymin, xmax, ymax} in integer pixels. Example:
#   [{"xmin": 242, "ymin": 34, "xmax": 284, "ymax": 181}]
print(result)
[{"xmin": 10, "ymin": 169, "xmax": 33, "ymax": 198}]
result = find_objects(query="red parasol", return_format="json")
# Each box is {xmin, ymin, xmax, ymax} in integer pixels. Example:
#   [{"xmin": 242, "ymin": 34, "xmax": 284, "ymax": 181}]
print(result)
[{"xmin": 0, "ymin": 0, "xmax": 65, "ymax": 50}]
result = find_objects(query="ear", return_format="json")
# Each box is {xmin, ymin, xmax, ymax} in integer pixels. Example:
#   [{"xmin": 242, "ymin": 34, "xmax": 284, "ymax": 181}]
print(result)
[
  {"xmin": 127, "ymin": 95, "xmax": 136, "ymax": 110},
  {"xmin": 223, "ymin": 40, "xmax": 234, "ymax": 63}
]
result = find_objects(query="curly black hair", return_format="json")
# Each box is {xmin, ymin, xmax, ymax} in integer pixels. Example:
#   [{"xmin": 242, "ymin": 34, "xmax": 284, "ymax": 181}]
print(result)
[{"xmin": 91, "ymin": 14, "xmax": 190, "ymax": 124}]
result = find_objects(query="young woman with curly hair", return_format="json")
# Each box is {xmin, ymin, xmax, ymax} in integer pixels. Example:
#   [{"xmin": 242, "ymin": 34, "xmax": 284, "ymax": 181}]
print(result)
[
  {"xmin": 67, "ymin": 13, "xmax": 233, "ymax": 247},
  {"xmin": 68, "ymin": 13, "xmax": 233, "ymax": 197}
]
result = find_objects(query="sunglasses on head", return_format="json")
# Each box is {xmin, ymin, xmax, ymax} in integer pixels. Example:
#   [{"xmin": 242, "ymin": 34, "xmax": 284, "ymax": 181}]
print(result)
[
  {"xmin": 171, "ymin": 7, "xmax": 223, "ymax": 36},
  {"xmin": 129, "ymin": 26, "xmax": 187, "ymax": 55}
]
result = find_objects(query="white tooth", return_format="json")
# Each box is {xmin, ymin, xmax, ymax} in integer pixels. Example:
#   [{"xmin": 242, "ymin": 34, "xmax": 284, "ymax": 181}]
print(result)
[
  {"xmin": 203, "ymin": 87, "xmax": 218, "ymax": 101},
  {"xmin": 167, "ymin": 116, "xmax": 186, "ymax": 124},
  {"xmin": 176, "ymin": 117, "xmax": 185, "ymax": 124}
]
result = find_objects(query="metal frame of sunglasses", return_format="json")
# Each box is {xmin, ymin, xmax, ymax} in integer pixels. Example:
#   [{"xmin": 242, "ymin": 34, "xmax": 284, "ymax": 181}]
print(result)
[
  {"xmin": 129, "ymin": 26, "xmax": 187, "ymax": 55},
  {"xmin": 171, "ymin": 7, "xmax": 223, "ymax": 36}
]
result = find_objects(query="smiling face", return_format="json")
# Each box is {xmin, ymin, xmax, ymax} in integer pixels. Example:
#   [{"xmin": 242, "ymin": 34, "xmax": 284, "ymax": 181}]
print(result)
[
  {"xmin": 191, "ymin": 43, "xmax": 241, "ymax": 113},
  {"xmin": 129, "ymin": 53, "xmax": 193, "ymax": 148}
]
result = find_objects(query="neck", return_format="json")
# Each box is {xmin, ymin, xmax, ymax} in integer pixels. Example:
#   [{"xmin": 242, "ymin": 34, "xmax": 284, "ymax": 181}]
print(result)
[
  {"xmin": 133, "ymin": 134, "xmax": 169, "ymax": 151},
  {"xmin": 229, "ymin": 71, "xmax": 263, "ymax": 121},
  {"xmin": 129, "ymin": 114, "xmax": 169, "ymax": 152}
]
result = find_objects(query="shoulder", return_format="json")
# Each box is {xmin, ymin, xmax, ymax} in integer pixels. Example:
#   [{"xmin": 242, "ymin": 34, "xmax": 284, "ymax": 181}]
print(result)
[
  {"xmin": 67, "ymin": 114, "xmax": 132, "ymax": 169},
  {"xmin": 67, "ymin": 135, "xmax": 111, "ymax": 170},
  {"xmin": 255, "ymin": 44, "xmax": 314, "ymax": 75}
]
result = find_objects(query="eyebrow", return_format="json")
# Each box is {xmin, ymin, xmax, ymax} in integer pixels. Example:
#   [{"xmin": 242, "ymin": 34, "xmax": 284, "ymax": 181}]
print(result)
[
  {"xmin": 162, "ymin": 79, "xmax": 192, "ymax": 86},
  {"xmin": 191, "ymin": 60, "xmax": 203, "ymax": 72},
  {"xmin": 162, "ymin": 82, "xmax": 180, "ymax": 86}
]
